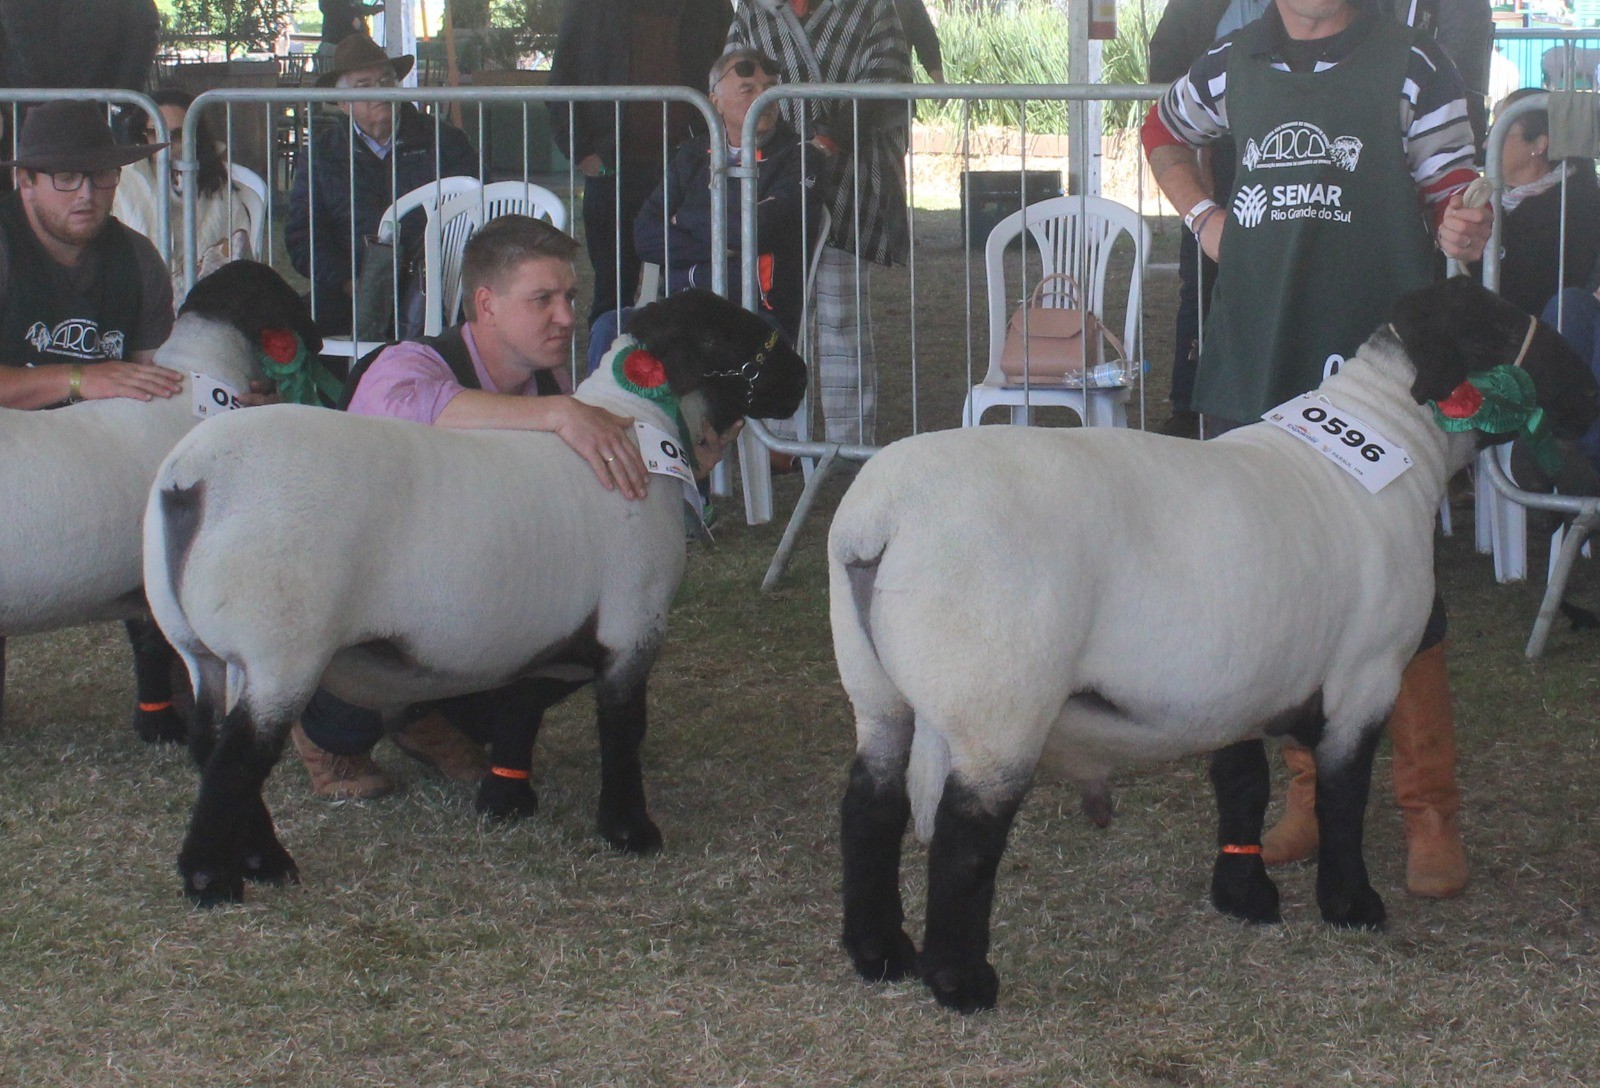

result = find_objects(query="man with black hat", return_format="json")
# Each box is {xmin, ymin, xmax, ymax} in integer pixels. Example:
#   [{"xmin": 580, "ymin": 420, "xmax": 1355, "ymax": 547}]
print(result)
[
  {"xmin": 286, "ymin": 34, "xmax": 478, "ymax": 337},
  {"xmin": 0, "ymin": 99, "xmax": 183, "ymax": 409}
]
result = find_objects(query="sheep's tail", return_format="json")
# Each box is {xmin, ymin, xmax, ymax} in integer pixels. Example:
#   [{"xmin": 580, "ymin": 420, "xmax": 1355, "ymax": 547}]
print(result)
[
  {"xmin": 907, "ymin": 726, "xmax": 950, "ymax": 844},
  {"xmin": 830, "ymin": 468, "xmax": 947, "ymax": 843},
  {"xmin": 141, "ymin": 465, "xmax": 206, "ymax": 665}
]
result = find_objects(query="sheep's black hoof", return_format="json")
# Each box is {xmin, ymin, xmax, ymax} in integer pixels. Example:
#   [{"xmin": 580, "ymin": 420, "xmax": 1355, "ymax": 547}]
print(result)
[
  {"xmin": 599, "ymin": 813, "xmax": 663, "ymax": 855},
  {"xmin": 843, "ymin": 927, "xmax": 919, "ymax": 983},
  {"xmin": 1320, "ymin": 884, "xmax": 1386, "ymax": 930},
  {"xmin": 241, "ymin": 842, "xmax": 299, "ymax": 886},
  {"xmin": 475, "ymin": 776, "xmax": 539, "ymax": 821},
  {"xmin": 920, "ymin": 955, "xmax": 998, "ymax": 1014},
  {"xmin": 1210, "ymin": 852, "xmax": 1282, "ymax": 924},
  {"xmin": 134, "ymin": 705, "xmax": 187, "ymax": 745},
  {"xmin": 180, "ymin": 860, "xmax": 244, "ymax": 907}
]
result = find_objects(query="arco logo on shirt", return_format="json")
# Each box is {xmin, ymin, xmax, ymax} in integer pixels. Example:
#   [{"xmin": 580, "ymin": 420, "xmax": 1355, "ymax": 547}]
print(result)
[
  {"xmin": 1241, "ymin": 122, "xmax": 1363, "ymax": 173},
  {"xmin": 24, "ymin": 319, "xmax": 125, "ymax": 361}
]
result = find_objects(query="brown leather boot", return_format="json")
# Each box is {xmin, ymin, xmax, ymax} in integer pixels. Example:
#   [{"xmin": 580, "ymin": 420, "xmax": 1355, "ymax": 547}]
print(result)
[
  {"xmin": 290, "ymin": 724, "xmax": 396, "ymax": 801},
  {"xmin": 1390, "ymin": 642, "xmax": 1468, "ymax": 898},
  {"xmin": 391, "ymin": 712, "xmax": 488, "ymax": 783},
  {"xmin": 1261, "ymin": 744, "xmax": 1319, "ymax": 865}
]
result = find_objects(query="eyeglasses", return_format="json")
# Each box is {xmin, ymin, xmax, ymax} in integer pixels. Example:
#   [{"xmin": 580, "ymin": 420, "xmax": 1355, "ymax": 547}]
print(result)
[
  {"xmin": 345, "ymin": 75, "xmax": 399, "ymax": 91},
  {"xmin": 715, "ymin": 57, "xmax": 780, "ymax": 87},
  {"xmin": 49, "ymin": 169, "xmax": 120, "ymax": 192}
]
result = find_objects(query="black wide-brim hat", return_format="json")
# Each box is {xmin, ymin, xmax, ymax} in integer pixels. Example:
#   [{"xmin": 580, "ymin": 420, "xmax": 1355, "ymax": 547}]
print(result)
[
  {"xmin": 0, "ymin": 99, "xmax": 166, "ymax": 173},
  {"xmin": 316, "ymin": 33, "xmax": 415, "ymax": 88}
]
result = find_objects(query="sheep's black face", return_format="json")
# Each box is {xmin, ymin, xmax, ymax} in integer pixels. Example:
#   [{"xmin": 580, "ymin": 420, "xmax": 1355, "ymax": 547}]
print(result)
[
  {"xmin": 1391, "ymin": 275, "xmax": 1599, "ymax": 440},
  {"xmin": 629, "ymin": 289, "xmax": 807, "ymax": 434},
  {"xmin": 178, "ymin": 260, "xmax": 324, "ymax": 356}
]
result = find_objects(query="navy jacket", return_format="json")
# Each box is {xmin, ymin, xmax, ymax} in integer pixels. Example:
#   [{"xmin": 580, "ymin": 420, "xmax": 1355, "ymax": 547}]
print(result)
[
  {"xmin": 286, "ymin": 103, "xmax": 478, "ymax": 298},
  {"xmin": 633, "ymin": 124, "xmax": 815, "ymax": 343}
]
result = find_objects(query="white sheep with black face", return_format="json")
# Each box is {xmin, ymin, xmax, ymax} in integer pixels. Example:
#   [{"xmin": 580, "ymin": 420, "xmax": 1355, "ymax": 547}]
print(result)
[
  {"xmin": 829, "ymin": 278, "xmax": 1600, "ymax": 1014},
  {"xmin": 0, "ymin": 261, "xmax": 320, "ymax": 740},
  {"xmin": 143, "ymin": 290, "xmax": 807, "ymax": 906}
]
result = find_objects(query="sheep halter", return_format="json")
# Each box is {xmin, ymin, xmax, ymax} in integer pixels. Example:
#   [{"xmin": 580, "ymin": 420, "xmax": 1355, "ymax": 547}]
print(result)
[{"xmin": 1425, "ymin": 316, "xmax": 1561, "ymax": 475}]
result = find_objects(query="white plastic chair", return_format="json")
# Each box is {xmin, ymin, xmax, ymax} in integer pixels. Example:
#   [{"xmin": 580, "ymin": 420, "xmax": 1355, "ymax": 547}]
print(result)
[
  {"xmin": 435, "ymin": 180, "xmax": 568, "ymax": 332},
  {"xmin": 318, "ymin": 174, "xmax": 483, "ymax": 360},
  {"xmin": 225, "ymin": 162, "xmax": 268, "ymax": 257},
  {"xmin": 962, "ymin": 194, "xmax": 1150, "ymax": 429}
]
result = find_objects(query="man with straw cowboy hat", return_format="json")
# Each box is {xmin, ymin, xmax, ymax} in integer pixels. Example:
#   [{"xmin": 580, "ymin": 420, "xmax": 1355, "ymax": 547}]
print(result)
[
  {"xmin": 286, "ymin": 33, "xmax": 478, "ymax": 338},
  {"xmin": 0, "ymin": 99, "xmax": 182, "ymax": 409}
]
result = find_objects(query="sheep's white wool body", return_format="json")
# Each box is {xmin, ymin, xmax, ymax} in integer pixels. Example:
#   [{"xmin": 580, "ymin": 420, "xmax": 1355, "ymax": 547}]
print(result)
[
  {"xmin": 145, "ymin": 363, "xmax": 688, "ymax": 726},
  {"xmin": 0, "ymin": 316, "xmax": 261, "ymax": 635},
  {"xmin": 830, "ymin": 336, "xmax": 1477, "ymax": 840}
]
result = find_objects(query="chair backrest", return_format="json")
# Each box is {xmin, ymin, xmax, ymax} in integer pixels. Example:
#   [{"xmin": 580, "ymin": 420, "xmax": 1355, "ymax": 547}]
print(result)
[
  {"xmin": 982, "ymin": 194, "xmax": 1151, "ymax": 387},
  {"xmin": 226, "ymin": 162, "xmax": 268, "ymax": 256},
  {"xmin": 435, "ymin": 180, "xmax": 569, "ymax": 334},
  {"xmin": 364, "ymin": 175, "xmax": 482, "ymax": 338}
]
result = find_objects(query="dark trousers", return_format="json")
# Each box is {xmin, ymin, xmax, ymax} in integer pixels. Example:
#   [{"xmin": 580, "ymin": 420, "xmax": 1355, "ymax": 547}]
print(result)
[
  {"xmin": 299, "ymin": 687, "xmax": 491, "ymax": 756},
  {"xmin": 581, "ymin": 167, "xmax": 658, "ymax": 328}
]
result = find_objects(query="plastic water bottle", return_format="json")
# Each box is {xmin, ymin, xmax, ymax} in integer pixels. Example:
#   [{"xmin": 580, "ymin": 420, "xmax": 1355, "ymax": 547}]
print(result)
[{"xmin": 1085, "ymin": 360, "xmax": 1148, "ymax": 387}]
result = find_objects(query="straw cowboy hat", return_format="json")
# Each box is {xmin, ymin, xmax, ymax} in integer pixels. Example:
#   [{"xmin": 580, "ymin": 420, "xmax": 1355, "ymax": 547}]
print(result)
[
  {"xmin": 315, "ymin": 34, "xmax": 415, "ymax": 88},
  {"xmin": 0, "ymin": 100, "xmax": 165, "ymax": 173}
]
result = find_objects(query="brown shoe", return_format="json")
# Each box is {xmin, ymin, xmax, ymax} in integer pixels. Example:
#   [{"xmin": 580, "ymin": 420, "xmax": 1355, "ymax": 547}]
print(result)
[
  {"xmin": 1390, "ymin": 643, "xmax": 1469, "ymax": 898},
  {"xmin": 1261, "ymin": 744, "xmax": 1319, "ymax": 865},
  {"xmin": 289, "ymin": 723, "xmax": 396, "ymax": 800},
  {"xmin": 391, "ymin": 712, "xmax": 488, "ymax": 783}
]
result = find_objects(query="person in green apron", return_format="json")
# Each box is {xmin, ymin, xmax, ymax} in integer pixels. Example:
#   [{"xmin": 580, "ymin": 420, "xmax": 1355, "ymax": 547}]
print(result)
[{"xmin": 1142, "ymin": 0, "xmax": 1492, "ymax": 899}]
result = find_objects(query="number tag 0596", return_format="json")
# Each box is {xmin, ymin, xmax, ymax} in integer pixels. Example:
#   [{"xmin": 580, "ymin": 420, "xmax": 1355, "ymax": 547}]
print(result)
[
  {"xmin": 191, "ymin": 373, "xmax": 245, "ymax": 419},
  {"xmin": 1261, "ymin": 394, "xmax": 1412, "ymax": 494}
]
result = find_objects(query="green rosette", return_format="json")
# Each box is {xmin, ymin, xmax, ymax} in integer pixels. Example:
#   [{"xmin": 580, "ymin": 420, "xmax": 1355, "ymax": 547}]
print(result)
[
  {"xmin": 258, "ymin": 331, "xmax": 343, "ymax": 407},
  {"xmin": 1429, "ymin": 363, "xmax": 1561, "ymax": 476}
]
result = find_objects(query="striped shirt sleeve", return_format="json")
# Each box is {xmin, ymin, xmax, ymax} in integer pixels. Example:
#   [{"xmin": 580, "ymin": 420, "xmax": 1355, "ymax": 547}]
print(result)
[{"xmin": 1150, "ymin": 31, "xmax": 1478, "ymax": 217}]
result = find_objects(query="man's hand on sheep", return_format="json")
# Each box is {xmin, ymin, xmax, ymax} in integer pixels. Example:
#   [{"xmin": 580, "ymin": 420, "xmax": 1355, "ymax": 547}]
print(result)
[
  {"xmin": 435, "ymin": 388, "xmax": 650, "ymax": 499},
  {"xmin": 1435, "ymin": 189, "xmax": 1493, "ymax": 263}
]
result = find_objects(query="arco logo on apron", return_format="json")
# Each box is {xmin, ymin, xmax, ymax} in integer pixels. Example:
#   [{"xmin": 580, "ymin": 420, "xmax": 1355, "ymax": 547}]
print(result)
[{"xmin": 1241, "ymin": 122, "xmax": 1363, "ymax": 172}]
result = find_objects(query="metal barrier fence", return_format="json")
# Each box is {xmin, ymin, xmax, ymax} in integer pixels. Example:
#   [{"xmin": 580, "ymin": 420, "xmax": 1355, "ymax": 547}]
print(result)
[
  {"xmin": 1493, "ymin": 27, "xmax": 1600, "ymax": 93},
  {"xmin": 738, "ymin": 83, "xmax": 1168, "ymax": 585}
]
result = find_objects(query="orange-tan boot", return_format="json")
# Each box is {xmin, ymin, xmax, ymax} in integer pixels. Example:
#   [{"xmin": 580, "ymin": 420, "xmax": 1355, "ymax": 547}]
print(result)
[
  {"xmin": 1261, "ymin": 744, "xmax": 1319, "ymax": 865},
  {"xmin": 1389, "ymin": 642, "xmax": 1468, "ymax": 897}
]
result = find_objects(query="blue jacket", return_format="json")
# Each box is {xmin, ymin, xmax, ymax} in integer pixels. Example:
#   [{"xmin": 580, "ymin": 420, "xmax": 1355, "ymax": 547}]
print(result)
[
  {"xmin": 286, "ymin": 103, "xmax": 478, "ymax": 302},
  {"xmin": 633, "ymin": 124, "xmax": 816, "ymax": 343}
]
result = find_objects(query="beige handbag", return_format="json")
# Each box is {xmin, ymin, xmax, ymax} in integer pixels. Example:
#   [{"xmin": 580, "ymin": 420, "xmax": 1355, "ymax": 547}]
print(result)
[{"xmin": 997, "ymin": 273, "xmax": 1124, "ymax": 384}]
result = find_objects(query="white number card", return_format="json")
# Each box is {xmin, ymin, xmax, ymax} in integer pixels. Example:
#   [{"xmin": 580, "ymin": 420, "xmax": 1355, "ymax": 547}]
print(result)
[
  {"xmin": 1261, "ymin": 394, "xmax": 1412, "ymax": 494},
  {"xmin": 191, "ymin": 373, "xmax": 245, "ymax": 420},
  {"xmin": 633, "ymin": 419, "xmax": 705, "ymax": 524}
]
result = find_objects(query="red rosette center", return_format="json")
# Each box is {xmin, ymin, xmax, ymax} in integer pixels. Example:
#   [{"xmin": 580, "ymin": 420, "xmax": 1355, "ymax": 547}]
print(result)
[
  {"xmin": 623, "ymin": 349, "xmax": 667, "ymax": 389},
  {"xmin": 1436, "ymin": 381, "xmax": 1484, "ymax": 420},
  {"xmin": 259, "ymin": 327, "xmax": 299, "ymax": 365}
]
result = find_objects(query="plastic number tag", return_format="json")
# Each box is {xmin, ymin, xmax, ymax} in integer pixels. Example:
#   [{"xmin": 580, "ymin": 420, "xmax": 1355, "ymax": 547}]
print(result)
[
  {"xmin": 1261, "ymin": 394, "xmax": 1412, "ymax": 494},
  {"xmin": 191, "ymin": 373, "xmax": 245, "ymax": 419},
  {"xmin": 633, "ymin": 419, "xmax": 705, "ymax": 524}
]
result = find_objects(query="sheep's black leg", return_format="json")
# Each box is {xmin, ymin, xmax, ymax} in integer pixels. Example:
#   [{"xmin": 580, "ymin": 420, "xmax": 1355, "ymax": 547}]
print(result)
[
  {"xmin": 178, "ymin": 704, "xmax": 293, "ymax": 906},
  {"xmin": 469, "ymin": 678, "xmax": 582, "ymax": 821},
  {"xmin": 1315, "ymin": 726, "xmax": 1386, "ymax": 929},
  {"xmin": 594, "ymin": 679, "xmax": 661, "ymax": 854},
  {"xmin": 840, "ymin": 754, "xmax": 918, "ymax": 984},
  {"xmin": 1208, "ymin": 739, "xmax": 1282, "ymax": 924},
  {"xmin": 920, "ymin": 776, "xmax": 1026, "ymax": 1014},
  {"xmin": 125, "ymin": 617, "xmax": 187, "ymax": 744}
]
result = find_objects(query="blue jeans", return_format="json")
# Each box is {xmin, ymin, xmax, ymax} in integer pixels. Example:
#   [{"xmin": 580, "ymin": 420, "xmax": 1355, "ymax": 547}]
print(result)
[{"xmin": 1541, "ymin": 289, "xmax": 1600, "ymax": 471}]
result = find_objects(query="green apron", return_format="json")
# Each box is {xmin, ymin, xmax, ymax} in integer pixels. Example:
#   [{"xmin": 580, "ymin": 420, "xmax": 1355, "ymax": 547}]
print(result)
[{"xmin": 1195, "ymin": 16, "xmax": 1437, "ymax": 424}]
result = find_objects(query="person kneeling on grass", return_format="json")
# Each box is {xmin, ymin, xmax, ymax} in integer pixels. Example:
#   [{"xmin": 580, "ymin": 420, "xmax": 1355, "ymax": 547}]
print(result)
[{"xmin": 289, "ymin": 215, "xmax": 649, "ymax": 799}]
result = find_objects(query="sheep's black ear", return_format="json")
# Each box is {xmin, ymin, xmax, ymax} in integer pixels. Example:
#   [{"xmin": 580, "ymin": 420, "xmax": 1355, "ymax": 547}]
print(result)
[{"xmin": 179, "ymin": 260, "xmax": 324, "ymax": 355}]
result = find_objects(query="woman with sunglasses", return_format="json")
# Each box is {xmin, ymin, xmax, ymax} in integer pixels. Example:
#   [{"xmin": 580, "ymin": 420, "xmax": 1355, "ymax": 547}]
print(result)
[{"xmin": 114, "ymin": 89, "xmax": 253, "ymax": 313}]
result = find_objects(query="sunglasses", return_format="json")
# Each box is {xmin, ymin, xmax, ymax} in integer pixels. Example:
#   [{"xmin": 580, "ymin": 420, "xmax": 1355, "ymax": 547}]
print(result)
[{"xmin": 715, "ymin": 57, "xmax": 780, "ymax": 87}]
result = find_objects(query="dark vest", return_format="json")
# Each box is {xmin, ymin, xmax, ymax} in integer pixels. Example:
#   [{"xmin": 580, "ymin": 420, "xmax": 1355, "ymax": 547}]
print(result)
[
  {"xmin": 338, "ymin": 323, "xmax": 562, "ymax": 411},
  {"xmin": 1195, "ymin": 16, "xmax": 1437, "ymax": 423},
  {"xmin": 0, "ymin": 192, "xmax": 143, "ymax": 368}
]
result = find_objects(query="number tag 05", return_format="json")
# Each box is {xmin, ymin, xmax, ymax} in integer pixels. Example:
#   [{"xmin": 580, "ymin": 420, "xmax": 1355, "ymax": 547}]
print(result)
[
  {"xmin": 191, "ymin": 373, "xmax": 245, "ymax": 420},
  {"xmin": 1261, "ymin": 393, "xmax": 1412, "ymax": 494}
]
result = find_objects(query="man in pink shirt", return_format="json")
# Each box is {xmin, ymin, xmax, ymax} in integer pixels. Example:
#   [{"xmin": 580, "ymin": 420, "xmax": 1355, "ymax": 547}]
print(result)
[{"xmin": 291, "ymin": 214, "xmax": 650, "ymax": 799}]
